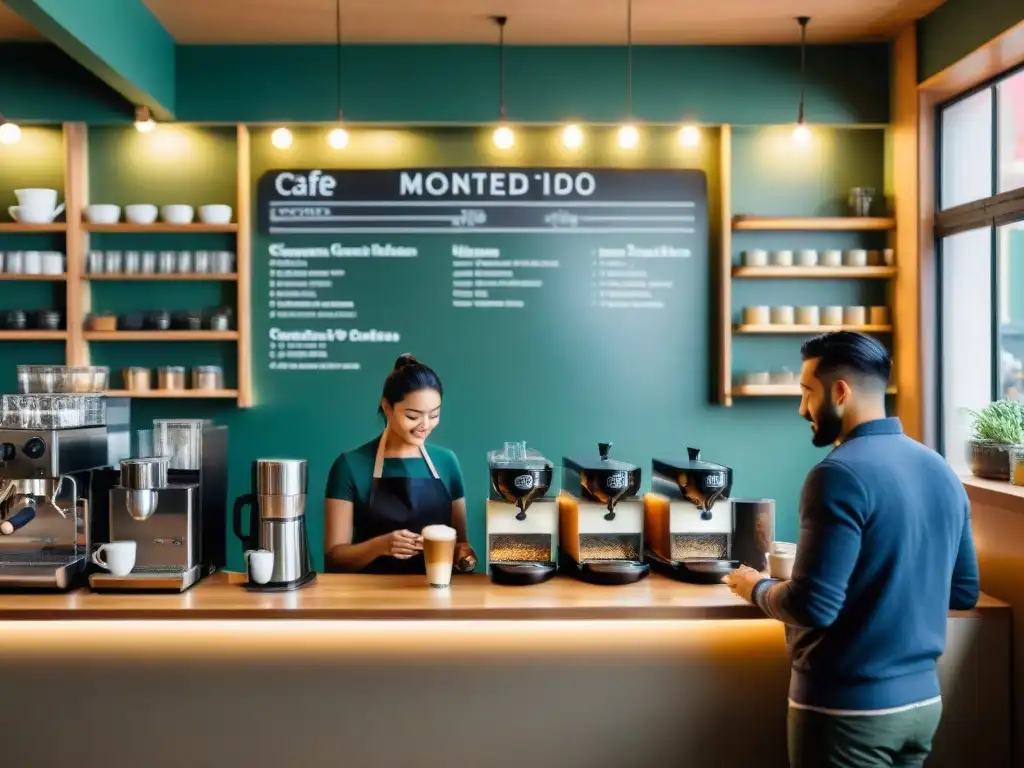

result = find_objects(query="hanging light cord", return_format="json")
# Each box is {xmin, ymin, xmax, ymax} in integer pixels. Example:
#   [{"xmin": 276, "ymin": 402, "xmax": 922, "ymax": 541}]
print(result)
[
  {"xmin": 495, "ymin": 16, "xmax": 507, "ymax": 121},
  {"xmin": 335, "ymin": 0, "xmax": 343, "ymax": 122},
  {"xmin": 797, "ymin": 16, "xmax": 809, "ymax": 124},
  {"xmin": 626, "ymin": 0, "xmax": 633, "ymax": 119}
]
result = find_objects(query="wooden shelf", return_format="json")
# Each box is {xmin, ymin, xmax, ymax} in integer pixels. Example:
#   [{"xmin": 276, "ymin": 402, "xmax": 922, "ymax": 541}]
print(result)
[
  {"xmin": 732, "ymin": 216, "xmax": 896, "ymax": 231},
  {"xmin": 733, "ymin": 383, "xmax": 897, "ymax": 397},
  {"xmin": 0, "ymin": 273, "xmax": 67, "ymax": 281},
  {"xmin": 732, "ymin": 266, "xmax": 897, "ymax": 279},
  {"xmin": 83, "ymin": 331, "xmax": 239, "ymax": 342},
  {"xmin": 105, "ymin": 389, "xmax": 239, "ymax": 399},
  {"xmin": 0, "ymin": 223, "xmax": 67, "ymax": 233},
  {"xmin": 737, "ymin": 325, "xmax": 888, "ymax": 335},
  {"xmin": 0, "ymin": 330, "xmax": 68, "ymax": 341},
  {"xmin": 84, "ymin": 273, "xmax": 238, "ymax": 281},
  {"xmin": 82, "ymin": 223, "xmax": 237, "ymax": 233}
]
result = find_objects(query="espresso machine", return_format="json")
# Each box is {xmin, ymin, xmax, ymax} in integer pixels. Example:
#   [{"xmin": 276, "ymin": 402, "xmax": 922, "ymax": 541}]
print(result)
[
  {"xmin": 558, "ymin": 442, "xmax": 649, "ymax": 585},
  {"xmin": 89, "ymin": 419, "xmax": 228, "ymax": 592},
  {"xmin": 0, "ymin": 391, "xmax": 130, "ymax": 589},
  {"xmin": 233, "ymin": 459, "xmax": 316, "ymax": 591},
  {"xmin": 485, "ymin": 441, "xmax": 558, "ymax": 586}
]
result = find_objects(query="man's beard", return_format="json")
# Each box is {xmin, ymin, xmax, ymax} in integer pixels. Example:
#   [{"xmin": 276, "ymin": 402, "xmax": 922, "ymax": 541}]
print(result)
[{"xmin": 807, "ymin": 392, "xmax": 843, "ymax": 448}]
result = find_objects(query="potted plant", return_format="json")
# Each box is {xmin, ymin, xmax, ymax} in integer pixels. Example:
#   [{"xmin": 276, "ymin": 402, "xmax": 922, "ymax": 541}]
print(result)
[{"xmin": 966, "ymin": 399, "xmax": 1024, "ymax": 480}]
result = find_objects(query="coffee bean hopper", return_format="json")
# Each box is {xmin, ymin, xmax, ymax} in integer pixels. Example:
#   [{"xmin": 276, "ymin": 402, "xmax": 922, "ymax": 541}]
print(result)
[{"xmin": 484, "ymin": 441, "xmax": 558, "ymax": 586}]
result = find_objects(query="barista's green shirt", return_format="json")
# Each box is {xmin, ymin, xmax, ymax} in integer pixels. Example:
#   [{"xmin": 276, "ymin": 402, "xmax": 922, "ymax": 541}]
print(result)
[{"xmin": 325, "ymin": 437, "xmax": 466, "ymax": 506}]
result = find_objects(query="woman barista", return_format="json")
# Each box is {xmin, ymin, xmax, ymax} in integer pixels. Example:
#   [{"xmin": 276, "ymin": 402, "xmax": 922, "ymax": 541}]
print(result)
[{"xmin": 324, "ymin": 354, "xmax": 476, "ymax": 574}]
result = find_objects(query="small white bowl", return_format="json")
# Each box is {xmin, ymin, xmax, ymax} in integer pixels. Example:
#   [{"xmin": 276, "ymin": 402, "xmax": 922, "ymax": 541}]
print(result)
[
  {"xmin": 161, "ymin": 204, "xmax": 194, "ymax": 225},
  {"xmin": 198, "ymin": 204, "xmax": 233, "ymax": 225},
  {"xmin": 125, "ymin": 204, "xmax": 158, "ymax": 225},
  {"xmin": 821, "ymin": 249, "xmax": 843, "ymax": 267},
  {"xmin": 771, "ymin": 250, "xmax": 794, "ymax": 267},
  {"xmin": 844, "ymin": 249, "xmax": 868, "ymax": 267},
  {"xmin": 84, "ymin": 204, "xmax": 121, "ymax": 225},
  {"xmin": 796, "ymin": 249, "xmax": 818, "ymax": 267}
]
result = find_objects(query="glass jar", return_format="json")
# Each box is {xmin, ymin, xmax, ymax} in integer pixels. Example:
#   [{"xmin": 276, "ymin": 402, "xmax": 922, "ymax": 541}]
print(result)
[{"xmin": 1011, "ymin": 447, "xmax": 1024, "ymax": 486}]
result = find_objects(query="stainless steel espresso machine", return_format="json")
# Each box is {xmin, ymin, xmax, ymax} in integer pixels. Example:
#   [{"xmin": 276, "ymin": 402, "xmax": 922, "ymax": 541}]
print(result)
[
  {"xmin": 485, "ymin": 441, "xmax": 558, "ymax": 586},
  {"xmin": 89, "ymin": 419, "xmax": 228, "ymax": 592},
  {"xmin": 643, "ymin": 448, "xmax": 775, "ymax": 583},
  {"xmin": 558, "ymin": 442, "xmax": 649, "ymax": 585},
  {"xmin": 233, "ymin": 459, "xmax": 316, "ymax": 591},
  {"xmin": 0, "ymin": 390, "xmax": 130, "ymax": 589}
]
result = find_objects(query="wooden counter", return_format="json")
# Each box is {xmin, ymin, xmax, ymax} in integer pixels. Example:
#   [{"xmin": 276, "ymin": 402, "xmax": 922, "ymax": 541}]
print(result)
[{"xmin": 0, "ymin": 571, "xmax": 1007, "ymax": 621}]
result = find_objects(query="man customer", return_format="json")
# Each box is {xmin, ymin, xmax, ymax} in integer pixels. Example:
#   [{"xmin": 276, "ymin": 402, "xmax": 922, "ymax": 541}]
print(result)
[{"xmin": 725, "ymin": 331, "xmax": 979, "ymax": 768}]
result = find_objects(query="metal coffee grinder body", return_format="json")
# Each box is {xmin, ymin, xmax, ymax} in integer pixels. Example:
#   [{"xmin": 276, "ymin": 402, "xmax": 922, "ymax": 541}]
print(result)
[{"xmin": 233, "ymin": 459, "xmax": 315, "ymax": 590}]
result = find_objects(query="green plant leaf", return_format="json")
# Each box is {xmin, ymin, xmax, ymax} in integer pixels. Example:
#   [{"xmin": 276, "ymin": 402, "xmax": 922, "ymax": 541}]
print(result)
[{"xmin": 968, "ymin": 400, "xmax": 1024, "ymax": 444}]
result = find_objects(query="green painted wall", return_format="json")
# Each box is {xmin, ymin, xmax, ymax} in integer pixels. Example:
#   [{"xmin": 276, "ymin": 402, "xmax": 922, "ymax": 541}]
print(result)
[
  {"xmin": 917, "ymin": 0, "xmax": 1024, "ymax": 83},
  {"xmin": 175, "ymin": 43, "xmax": 890, "ymax": 125}
]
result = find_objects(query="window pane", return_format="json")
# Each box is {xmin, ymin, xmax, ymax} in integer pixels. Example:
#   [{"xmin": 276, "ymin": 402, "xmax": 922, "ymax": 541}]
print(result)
[
  {"xmin": 998, "ymin": 70, "xmax": 1024, "ymax": 193},
  {"xmin": 941, "ymin": 227, "xmax": 993, "ymax": 472},
  {"xmin": 998, "ymin": 223, "xmax": 1024, "ymax": 400},
  {"xmin": 941, "ymin": 88, "xmax": 993, "ymax": 209}
]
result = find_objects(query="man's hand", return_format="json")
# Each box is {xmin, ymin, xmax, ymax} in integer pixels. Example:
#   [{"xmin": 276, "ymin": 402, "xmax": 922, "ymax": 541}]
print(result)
[{"xmin": 724, "ymin": 565, "xmax": 764, "ymax": 604}]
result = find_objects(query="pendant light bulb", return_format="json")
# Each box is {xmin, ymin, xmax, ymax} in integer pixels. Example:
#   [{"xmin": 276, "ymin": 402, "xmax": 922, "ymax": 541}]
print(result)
[
  {"xmin": 618, "ymin": 124, "xmax": 639, "ymax": 150},
  {"xmin": 493, "ymin": 124, "xmax": 515, "ymax": 150},
  {"xmin": 792, "ymin": 17, "xmax": 812, "ymax": 147},
  {"xmin": 678, "ymin": 124, "xmax": 700, "ymax": 147},
  {"xmin": 0, "ymin": 120, "xmax": 21, "ymax": 146},
  {"xmin": 792, "ymin": 121, "xmax": 811, "ymax": 144},
  {"xmin": 328, "ymin": 126, "xmax": 349, "ymax": 149},
  {"xmin": 134, "ymin": 106, "xmax": 155, "ymax": 133},
  {"xmin": 561, "ymin": 124, "xmax": 584, "ymax": 150},
  {"xmin": 271, "ymin": 127, "xmax": 293, "ymax": 150}
]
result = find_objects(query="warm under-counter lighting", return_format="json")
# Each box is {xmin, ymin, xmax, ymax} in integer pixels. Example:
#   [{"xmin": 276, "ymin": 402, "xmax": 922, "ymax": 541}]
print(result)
[
  {"xmin": 561, "ymin": 124, "xmax": 583, "ymax": 150},
  {"xmin": 328, "ymin": 126, "xmax": 350, "ymax": 149},
  {"xmin": 493, "ymin": 124, "xmax": 515, "ymax": 150},
  {"xmin": 678, "ymin": 124, "xmax": 700, "ymax": 147},
  {"xmin": 617, "ymin": 124, "xmax": 639, "ymax": 150},
  {"xmin": 271, "ymin": 127, "xmax": 293, "ymax": 149},
  {"xmin": 0, "ymin": 119, "xmax": 21, "ymax": 145}
]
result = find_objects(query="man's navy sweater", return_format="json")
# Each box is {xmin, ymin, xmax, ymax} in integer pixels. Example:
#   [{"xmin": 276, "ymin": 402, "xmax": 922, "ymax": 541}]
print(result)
[{"xmin": 752, "ymin": 418, "xmax": 980, "ymax": 711}]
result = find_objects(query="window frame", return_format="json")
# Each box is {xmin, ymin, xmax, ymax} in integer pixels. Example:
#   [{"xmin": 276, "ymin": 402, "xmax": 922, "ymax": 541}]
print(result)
[{"xmin": 935, "ymin": 61, "xmax": 1024, "ymax": 457}]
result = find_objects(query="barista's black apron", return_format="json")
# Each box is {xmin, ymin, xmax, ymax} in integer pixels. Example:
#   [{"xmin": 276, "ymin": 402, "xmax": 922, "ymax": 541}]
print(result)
[{"xmin": 353, "ymin": 433, "xmax": 453, "ymax": 575}]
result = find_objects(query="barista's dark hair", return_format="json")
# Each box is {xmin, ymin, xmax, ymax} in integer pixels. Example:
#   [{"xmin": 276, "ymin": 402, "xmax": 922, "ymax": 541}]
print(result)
[
  {"xmin": 801, "ymin": 331, "xmax": 891, "ymax": 391},
  {"xmin": 378, "ymin": 354, "xmax": 443, "ymax": 416}
]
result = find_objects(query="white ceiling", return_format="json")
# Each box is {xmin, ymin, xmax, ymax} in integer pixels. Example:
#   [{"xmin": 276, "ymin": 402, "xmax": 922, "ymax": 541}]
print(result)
[{"xmin": 0, "ymin": 0, "xmax": 946, "ymax": 45}]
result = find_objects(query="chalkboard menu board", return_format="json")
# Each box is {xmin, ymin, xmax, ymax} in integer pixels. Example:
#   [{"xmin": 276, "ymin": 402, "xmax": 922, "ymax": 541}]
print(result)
[{"xmin": 256, "ymin": 167, "xmax": 708, "ymax": 377}]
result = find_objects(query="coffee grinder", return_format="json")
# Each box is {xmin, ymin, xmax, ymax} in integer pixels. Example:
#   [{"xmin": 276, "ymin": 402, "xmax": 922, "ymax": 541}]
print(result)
[
  {"xmin": 485, "ymin": 441, "xmax": 558, "ymax": 586},
  {"xmin": 644, "ymin": 447, "xmax": 739, "ymax": 584},
  {"xmin": 558, "ymin": 442, "xmax": 648, "ymax": 585},
  {"xmin": 89, "ymin": 419, "xmax": 228, "ymax": 592}
]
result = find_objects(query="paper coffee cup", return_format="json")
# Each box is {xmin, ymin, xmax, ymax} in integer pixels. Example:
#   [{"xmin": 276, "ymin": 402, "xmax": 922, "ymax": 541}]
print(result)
[{"xmin": 422, "ymin": 524, "xmax": 457, "ymax": 588}]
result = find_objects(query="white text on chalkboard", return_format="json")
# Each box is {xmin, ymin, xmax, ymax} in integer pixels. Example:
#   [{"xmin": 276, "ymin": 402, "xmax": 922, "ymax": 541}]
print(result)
[
  {"xmin": 399, "ymin": 171, "xmax": 596, "ymax": 198},
  {"xmin": 274, "ymin": 170, "xmax": 338, "ymax": 197}
]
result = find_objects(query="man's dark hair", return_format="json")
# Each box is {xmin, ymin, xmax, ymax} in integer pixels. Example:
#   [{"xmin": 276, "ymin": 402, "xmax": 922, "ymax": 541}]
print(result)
[{"xmin": 800, "ymin": 331, "xmax": 892, "ymax": 390}]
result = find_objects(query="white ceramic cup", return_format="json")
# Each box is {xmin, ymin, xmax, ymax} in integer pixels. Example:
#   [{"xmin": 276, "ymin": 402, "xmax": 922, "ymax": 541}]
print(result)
[
  {"xmin": 844, "ymin": 249, "xmax": 868, "ymax": 267},
  {"xmin": 821, "ymin": 305, "xmax": 844, "ymax": 326},
  {"xmin": 9, "ymin": 203, "xmax": 64, "ymax": 224},
  {"xmin": 22, "ymin": 250, "xmax": 41, "ymax": 274},
  {"xmin": 795, "ymin": 306, "xmax": 819, "ymax": 326},
  {"xmin": 741, "ymin": 371, "xmax": 771, "ymax": 386},
  {"xmin": 770, "ymin": 369, "xmax": 797, "ymax": 384},
  {"xmin": 869, "ymin": 306, "xmax": 890, "ymax": 325},
  {"xmin": 743, "ymin": 305, "xmax": 770, "ymax": 326},
  {"xmin": 92, "ymin": 541, "xmax": 137, "ymax": 577},
  {"xmin": 85, "ymin": 204, "xmax": 121, "ymax": 225},
  {"xmin": 41, "ymin": 251, "xmax": 63, "ymax": 275},
  {"xmin": 161, "ymin": 204, "xmax": 194, "ymax": 225},
  {"xmin": 742, "ymin": 249, "xmax": 768, "ymax": 267},
  {"xmin": 843, "ymin": 305, "xmax": 867, "ymax": 325},
  {"xmin": 820, "ymin": 249, "xmax": 843, "ymax": 267},
  {"xmin": 125, "ymin": 204, "xmax": 158, "ymax": 225},
  {"xmin": 198, "ymin": 204, "xmax": 233, "ymax": 225},
  {"xmin": 796, "ymin": 249, "xmax": 818, "ymax": 267},
  {"xmin": 770, "ymin": 305, "xmax": 795, "ymax": 325},
  {"xmin": 16, "ymin": 188, "xmax": 58, "ymax": 209},
  {"xmin": 245, "ymin": 549, "xmax": 274, "ymax": 585},
  {"xmin": 768, "ymin": 551, "xmax": 795, "ymax": 580},
  {"xmin": 771, "ymin": 250, "xmax": 794, "ymax": 267}
]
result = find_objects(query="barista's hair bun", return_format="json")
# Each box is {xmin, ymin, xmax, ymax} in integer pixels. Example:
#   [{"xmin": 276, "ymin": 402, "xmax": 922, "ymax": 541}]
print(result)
[{"xmin": 393, "ymin": 353, "xmax": 419, "ymax": 371}]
